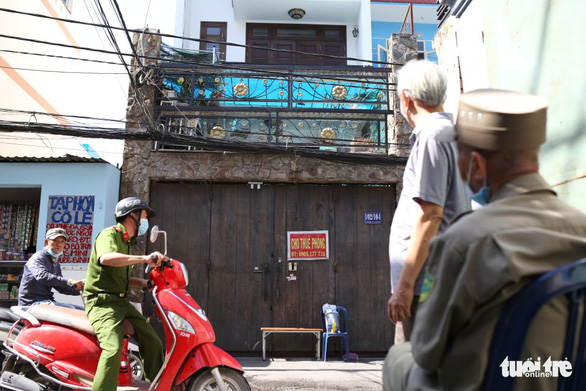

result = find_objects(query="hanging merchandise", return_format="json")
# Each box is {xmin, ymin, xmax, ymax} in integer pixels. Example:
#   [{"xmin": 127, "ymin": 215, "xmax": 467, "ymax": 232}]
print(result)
[{"xmin": 0, "ymin": 204, "xmax": 39, "ymax": 260}]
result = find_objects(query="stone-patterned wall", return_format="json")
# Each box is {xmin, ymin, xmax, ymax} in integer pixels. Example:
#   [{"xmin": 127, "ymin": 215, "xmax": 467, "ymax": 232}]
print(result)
[
  {"xmin": 388, "ymin": 33, "xmax": 418, "ymax": 158},
  {"xmin": 121, "ymin": 140, "xmax": 404, "ymax": 200},
  {"xmin": 121, "ymin": 29, "xmax": 161, "ymax": 204}
]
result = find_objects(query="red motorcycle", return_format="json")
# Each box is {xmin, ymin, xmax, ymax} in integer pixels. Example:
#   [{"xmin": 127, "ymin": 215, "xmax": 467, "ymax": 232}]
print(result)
[{"xmin": 0, "ymin": 226, "xmax": 250, "ymax": 391}]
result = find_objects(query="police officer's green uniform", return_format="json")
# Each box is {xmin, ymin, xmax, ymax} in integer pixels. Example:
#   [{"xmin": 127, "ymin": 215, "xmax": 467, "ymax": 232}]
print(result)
[{"xmin": 84, "ymin": 223, "xmax": 164, "ymax": 391}]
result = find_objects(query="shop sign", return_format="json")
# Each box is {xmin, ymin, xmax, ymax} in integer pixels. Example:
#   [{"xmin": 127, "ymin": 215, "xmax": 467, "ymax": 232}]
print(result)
[{"xmin": 46, "ymin": 195, "xmax": 94, "ymax": 264}]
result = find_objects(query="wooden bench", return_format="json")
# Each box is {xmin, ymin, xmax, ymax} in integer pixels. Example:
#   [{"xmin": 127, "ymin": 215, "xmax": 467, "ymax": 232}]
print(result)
[{"xmin": 260, "ymin": 327, "xmax": 323, "ymax": 361}]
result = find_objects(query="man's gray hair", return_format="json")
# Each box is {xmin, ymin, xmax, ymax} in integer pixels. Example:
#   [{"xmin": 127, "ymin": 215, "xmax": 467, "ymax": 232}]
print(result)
[{"xmin": 397, "ymin": 60, "xmax": 448, "ymax": 106}]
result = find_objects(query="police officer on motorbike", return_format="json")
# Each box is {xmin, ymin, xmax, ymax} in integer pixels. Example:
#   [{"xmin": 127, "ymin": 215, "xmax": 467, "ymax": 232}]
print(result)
[{"xmin": 83, "ymin": 197, "xmax": 165, "ymax": 391}]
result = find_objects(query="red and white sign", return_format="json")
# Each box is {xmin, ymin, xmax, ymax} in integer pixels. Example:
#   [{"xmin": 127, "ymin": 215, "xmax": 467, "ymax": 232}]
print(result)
[
  {"xmin": 287, "ymin": 230, "xmax": 329, "ymax": 260},
  {"xmin": 46, "ymin": 195, "xmax": 94, "ymax": 264}
]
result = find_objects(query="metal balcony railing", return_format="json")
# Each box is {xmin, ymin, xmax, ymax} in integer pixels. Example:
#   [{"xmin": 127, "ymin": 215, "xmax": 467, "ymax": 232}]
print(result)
[{"xmin": 154, "ymin": 62, "xmax": 395, "ymax": 155}]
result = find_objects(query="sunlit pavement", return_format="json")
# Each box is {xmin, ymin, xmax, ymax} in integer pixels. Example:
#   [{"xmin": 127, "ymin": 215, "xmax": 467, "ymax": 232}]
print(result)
[{"xmin": 240, "ymin": 356, "xmax": 384, "ymax": 391}]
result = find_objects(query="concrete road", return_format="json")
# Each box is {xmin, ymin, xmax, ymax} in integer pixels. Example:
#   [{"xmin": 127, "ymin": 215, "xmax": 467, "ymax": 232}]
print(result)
[{"xmin": 240, "ymin": 357, "xmax": 384, "ymax": 391}]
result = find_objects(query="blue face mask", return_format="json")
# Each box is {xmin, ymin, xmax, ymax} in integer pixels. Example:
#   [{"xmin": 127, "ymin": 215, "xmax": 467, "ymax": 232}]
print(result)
[
  {"xmin": 466, "ymin": 184, "xmax": 491, "ymax": 207},
  {"xmin": 47, "ymin": 249, "xmax": 63, "ymax": 258},
  {"xmin": 138, "ymin": 218, "xmax": 149, "ymax": 237},
  {"xmin": 465, "ymin": 154, "xmax": 491, "ymax": 206}
]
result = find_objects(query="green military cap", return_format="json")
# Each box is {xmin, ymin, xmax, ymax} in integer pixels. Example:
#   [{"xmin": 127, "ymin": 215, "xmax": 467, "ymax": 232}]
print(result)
[{"xmin": 455, "ymin": 89, "xmax": 548, "ymax": 151}]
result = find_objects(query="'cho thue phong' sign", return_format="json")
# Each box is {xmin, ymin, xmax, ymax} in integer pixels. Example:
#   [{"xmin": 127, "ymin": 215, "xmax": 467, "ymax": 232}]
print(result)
[
  {"xmin": 287, "ymin": 230, "xmax": 329, "ymax": 260},
  {"xmin": 46, "ymin": 195, "xmax": 94, "ymax": 264}
]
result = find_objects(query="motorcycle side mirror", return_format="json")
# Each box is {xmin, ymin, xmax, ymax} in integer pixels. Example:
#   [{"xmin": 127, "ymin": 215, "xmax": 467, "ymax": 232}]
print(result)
[
  {"xmin": 150, "ymin": 225, "xmax": 160, "ymax": 243},
  {"xmin": 149, "ymin": 225, "xmax": 168, "ymax": 256}
]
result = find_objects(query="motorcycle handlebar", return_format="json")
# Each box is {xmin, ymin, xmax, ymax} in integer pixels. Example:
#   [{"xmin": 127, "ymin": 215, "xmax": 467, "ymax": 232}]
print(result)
[
  {"xmin": 159, "ymin": 257, "xmax": 172, "ymax": 271},
  {"xmin": 149, "ymin": 253, "xmax": 172, "ymax": 266},
  {"xmin": 143, "ymin": 257, "xmax": 173, "ymax": 292},
  {"xmin": 145, "ymin": 255, "xmax": 173, "ymax": 275}
]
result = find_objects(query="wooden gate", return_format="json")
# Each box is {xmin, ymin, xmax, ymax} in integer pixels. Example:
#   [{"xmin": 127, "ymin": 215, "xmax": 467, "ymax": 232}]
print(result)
[{"xmin": 148, "ymin": 182, "xmax": 395, "ymax": 355}]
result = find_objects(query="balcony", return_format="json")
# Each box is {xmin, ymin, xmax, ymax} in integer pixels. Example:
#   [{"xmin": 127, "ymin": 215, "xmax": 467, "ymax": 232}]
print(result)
[
  {"xmin": 231, "ymin": 0, "xmax": 362, "ymax": 23},
  {"xmin": 154, "ymin": 60, "xmax": 395, "ymax": 156}
]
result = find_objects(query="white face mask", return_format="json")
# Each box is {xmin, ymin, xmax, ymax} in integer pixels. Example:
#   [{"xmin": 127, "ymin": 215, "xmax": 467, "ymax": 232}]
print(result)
[{"xmin": 138, "ymin": 218, "xmax": 149, "ymax": 236}]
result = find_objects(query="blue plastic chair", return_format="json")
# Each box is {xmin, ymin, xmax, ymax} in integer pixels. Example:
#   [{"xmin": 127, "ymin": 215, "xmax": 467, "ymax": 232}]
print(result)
[
  {"xmin": 484, "ymin": 257, "xmax": 586, "ymax": 391},
  {"xmin": 321, "ymin": 305, "xmax": 350, "ymax": 361}
]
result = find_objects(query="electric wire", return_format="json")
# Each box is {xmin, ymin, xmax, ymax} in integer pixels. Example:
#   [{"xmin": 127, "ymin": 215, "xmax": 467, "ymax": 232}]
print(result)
[
  {"xmin": 0, "ymin": 104, "xmax": 405, "ymax": 164},
  {"xmin": 110, "ymin": 0, "xmax": 144, "ymax": 69},
  {"xmin": 82, "ymin": 0, "xmax": 130, "ymax": 96},
  {"xmin": 0, "ymin": 53, "xmax": 394, "ymax": 150},
  {"xmin": 0, "ymin": 6, "xmax": 399, "ymax": 67},
  {"xmin": 143, "ymin": 0, "xmax": 153, "ymax": 28},
  {"xmin": 0, "ymin": 3, "xmax": 399, "ymax": 130},
  {"xmin": 0, "ymin": 9, "xmax": 396, "ymax": 135},
  {"xmin": 0, "ymin": 108, "xmax": 141, "ymax": 127},
  {"xmin": 0, "ymin": 5, "xmax": 404, "ymax": 158},
  {"xmin": 0, "ymin": 119, "xmax": 408, "ymax": 165},
  {"xmin": 107, "ymin": 0, "xmax": 157, "ymax": 128},
  {"xmin": 0, "ymin": 48, "xmax": 124, "ymax": 66},
  {"xmin": 0, "ymin": 64, "xmax": 127, "ymax": 75},
  {"xmin": 0, "ymin": 33, "xmax": 130, "ymax": 59},
  {"xmin": 0, "ymin": 4, "xmax": 399, "ymax": 90},
  {"xmin": 90, "ymin": 0, "xmax": 135, "ymax": 89},
  {"xmin": 0, "ymin": 33, "xmax": 398, "ymax": 93}
]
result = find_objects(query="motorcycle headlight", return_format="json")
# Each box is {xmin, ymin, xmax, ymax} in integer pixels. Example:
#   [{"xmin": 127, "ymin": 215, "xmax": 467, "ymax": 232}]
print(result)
[{"xmin": 167, "ymin": 311, "xmax": 195, "ymax": 334}]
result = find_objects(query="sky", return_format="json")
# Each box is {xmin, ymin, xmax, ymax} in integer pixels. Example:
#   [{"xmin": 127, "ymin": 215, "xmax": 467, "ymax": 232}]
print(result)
[
  {"xmin": 118, "ymin": 0, "xmax": 176, "ymax": 37},
  {"xmin": 88, "ymin": 0, "xmax": 177, "ymax": 166},
  {"xmin": 0, "ymin": 0, "xmax": 178, "ymax": 167}
]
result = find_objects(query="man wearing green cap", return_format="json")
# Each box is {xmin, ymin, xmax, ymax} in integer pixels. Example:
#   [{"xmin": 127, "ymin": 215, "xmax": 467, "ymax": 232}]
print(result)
[
  {"xmin": 18, "ymin": 227, "xmax": 84, "ymax": 308},
  {"xmin": 383, "ymin": 89, "xmax": 586, "ymax": 391}
]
